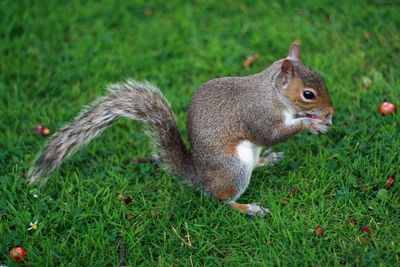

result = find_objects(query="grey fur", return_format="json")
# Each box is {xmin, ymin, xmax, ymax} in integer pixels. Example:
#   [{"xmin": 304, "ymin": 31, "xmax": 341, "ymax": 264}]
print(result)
[{"xmin": 28, "ymin": 80, "xmax": 194, "ymax": 184}]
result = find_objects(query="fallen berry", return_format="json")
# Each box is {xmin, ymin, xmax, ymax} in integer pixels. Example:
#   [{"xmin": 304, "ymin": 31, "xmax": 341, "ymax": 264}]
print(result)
[
  {"xmin": 290, "ymin": 188, "xmax": 300, "ymax": 197},
  {"xmin": 33, "ymin": 125, "xmax": 51, "ymax": 135},
  {"xmin": 123, "ymin": 197, "xmax": 132, "ymax": 204},
  {"xmin": 315, "ymin": 225, "xmax": 324, "ymax": 236},
  {"xmin": 348, "ymin": 217, "xmax": 356, "ymax": 224},
  {"xmin": 33, "ymin": 125, "xmax": 43, "ymax": 134},
  {"xmin": 9, "ymin": 247, "xmax": 27, "ymax": 263},
  {"xmin": 379, "ymin": 102, "xmax": 396, "ymax": 115},
  {"xmin": 41, "ymin": 127, "xmax": 51, "ymax": 135},
  {"xmin": 126, "ymin": 214, "xmax": 134, "ymax": 220},
  {"xmin": 361, "ymin": 225, "xmax": 371, "ymax": 234},
  {"xmin": 385, "ymin": 176, "xmax": 395, "ymax": 187}
]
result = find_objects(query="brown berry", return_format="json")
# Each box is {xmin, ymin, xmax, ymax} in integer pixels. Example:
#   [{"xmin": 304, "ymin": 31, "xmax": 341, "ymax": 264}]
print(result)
[
  {"xmin": 315, "ymin": 225, "xmax": 324, "ymax": 236},
  {"xmin": 385, "ymin": 176, "xmax": 395, "ymax": 187},
  {"xmin": 348, "ymin": 217, "xmax": 356, "ymax": 224}
]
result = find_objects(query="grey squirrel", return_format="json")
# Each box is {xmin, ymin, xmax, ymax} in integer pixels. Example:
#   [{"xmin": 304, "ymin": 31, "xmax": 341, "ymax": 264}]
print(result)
[{"xmin": 28, "ymin": 41, "xmax": 334, "ymax": 217}]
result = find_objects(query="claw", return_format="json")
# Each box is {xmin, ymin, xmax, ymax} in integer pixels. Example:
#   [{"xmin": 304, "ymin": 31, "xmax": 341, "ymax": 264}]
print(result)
[{"xmin": 261, "ymin": 149, "xmax": 273, "ymax": 158}]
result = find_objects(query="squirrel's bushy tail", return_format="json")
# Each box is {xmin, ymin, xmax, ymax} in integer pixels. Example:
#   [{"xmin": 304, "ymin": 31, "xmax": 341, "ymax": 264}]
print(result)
[{"xmin": 28, "ymin": 80, "xmax": 195, "ymax": 185}]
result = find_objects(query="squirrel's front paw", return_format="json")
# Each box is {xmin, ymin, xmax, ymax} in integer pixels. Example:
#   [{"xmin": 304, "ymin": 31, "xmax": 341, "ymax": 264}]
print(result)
[
  {"xmin": 256, "ymin": 149, "xmax": 284, "ymax": 168},
  {"xmin": 303, "ymin": 118, "xmax": 328, "ymax": 134}
]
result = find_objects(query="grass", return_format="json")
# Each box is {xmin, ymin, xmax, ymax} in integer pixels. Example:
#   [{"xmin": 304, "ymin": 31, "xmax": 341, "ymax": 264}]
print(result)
[{"xmin": 1, "ymin": 0, "xmax": 400, "ymax": 265}]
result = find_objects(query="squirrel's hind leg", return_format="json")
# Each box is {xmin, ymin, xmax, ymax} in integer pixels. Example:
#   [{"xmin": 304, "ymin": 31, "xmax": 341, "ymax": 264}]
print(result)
[
  {"xmin": 198, "ymin": 157, "xmax": 269, "ymax": 218},
  {"xmin": 256, "ymin": 149, "xmax": 284, "ymax": 168}
]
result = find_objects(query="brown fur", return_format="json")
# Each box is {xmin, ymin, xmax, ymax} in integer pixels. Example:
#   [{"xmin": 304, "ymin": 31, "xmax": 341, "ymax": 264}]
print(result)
[
  {"xmin": 213, "ymin": 185, "xmax": 237, "ymax": 200},
  {"xmin": 230, "ymin": 203, "xmax": 249, "ymax": 212}
]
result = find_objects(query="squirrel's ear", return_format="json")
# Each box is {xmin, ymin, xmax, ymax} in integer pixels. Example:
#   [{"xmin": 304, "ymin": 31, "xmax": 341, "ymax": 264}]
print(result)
[
  {"xmin": 280, "ymin": 59, "xmax": 295, "ymax": 88},
  {"xmin": 287, "ymin": 41, "xmax": 301, "ymax": 62}
]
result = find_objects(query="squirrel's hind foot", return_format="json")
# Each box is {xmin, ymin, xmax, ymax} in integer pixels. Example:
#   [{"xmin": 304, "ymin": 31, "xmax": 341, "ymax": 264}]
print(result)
[{"xmin": 229, "ymin": 202, "xmax": 270, "ymax": 218}]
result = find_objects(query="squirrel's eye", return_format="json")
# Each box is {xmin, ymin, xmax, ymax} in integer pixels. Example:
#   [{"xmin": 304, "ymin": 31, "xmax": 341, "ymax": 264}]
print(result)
[{"xmin": 303, "ymin": 90, "xmax": 315, "ymax": 100}]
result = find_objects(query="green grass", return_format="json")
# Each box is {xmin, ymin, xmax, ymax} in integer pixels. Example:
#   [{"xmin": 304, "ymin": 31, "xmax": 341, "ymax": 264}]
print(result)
[{"xmin": 1, "ymin": 0, "xmax": 400, "ymax": 265}]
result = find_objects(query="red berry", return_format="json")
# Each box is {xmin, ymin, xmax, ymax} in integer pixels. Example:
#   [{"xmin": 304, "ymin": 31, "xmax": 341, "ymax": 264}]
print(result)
[
  {"xmin": 361, "ymin": 225, "xmax": 371, "ymax": 234},
  {"xmin": 348, "ymin": 217, "xmax": 356, "ymax": 224},
  {"xmin": 315, "ymin": 225, "xmax": 324, "ymax": 236},
  {"xmin": 123, "ymin": 197, "xmax": 132, "ymax": 204},
  {"xmin": 33, "ymin": 125, "xmax": 43, "ymax": 134},
  {"xmin": 379, "ymin": 102, "xmax": 396, "ymax": 115},
  {"xmin": 33, "ymin": 125, "xmax": 51, "ymax": 135},
  {"xmin": 41, "ymin": 127, "xmax": 51, "ymax": 135},
  {"xmin": 9, "ymin": 247, "xmax": 27, "ymax": 263},
  {"xmin": 290, "ymin": 188, "xmax": 300, "ymax": 197}
]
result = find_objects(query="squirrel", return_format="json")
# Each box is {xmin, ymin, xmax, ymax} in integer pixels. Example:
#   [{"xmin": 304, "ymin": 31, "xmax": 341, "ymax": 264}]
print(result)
[{"xmin": 28, "ymin": 41, "xmax": 334, "ymax": 217}]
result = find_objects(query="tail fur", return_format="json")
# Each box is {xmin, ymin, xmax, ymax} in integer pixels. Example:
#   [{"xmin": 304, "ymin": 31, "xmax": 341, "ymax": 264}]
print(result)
[{"xmin": 28, "ymin": 79, "xmax": 195, "ymax": 185}]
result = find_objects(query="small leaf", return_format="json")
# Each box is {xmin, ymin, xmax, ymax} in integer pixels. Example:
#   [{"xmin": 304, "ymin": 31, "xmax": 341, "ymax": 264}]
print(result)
[
  {"xmin": 242, "ymin": 53, "xmax": 259, "ymax": 68},
  {"xmin": 376, "ymin": 188, "xmax": 388, "ymax": 201}
]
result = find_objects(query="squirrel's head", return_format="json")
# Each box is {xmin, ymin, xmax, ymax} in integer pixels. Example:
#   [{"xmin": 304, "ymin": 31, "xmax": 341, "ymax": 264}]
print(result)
[{"xmin": 277, "ymin": 41, "xmax": 335, "ymax": 124}]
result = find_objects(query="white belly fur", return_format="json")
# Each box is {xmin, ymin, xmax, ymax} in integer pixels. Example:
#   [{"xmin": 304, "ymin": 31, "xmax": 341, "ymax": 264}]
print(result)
[{"xmin": 236, "ymin": 140, "xmax": 262, "ymax": 170}]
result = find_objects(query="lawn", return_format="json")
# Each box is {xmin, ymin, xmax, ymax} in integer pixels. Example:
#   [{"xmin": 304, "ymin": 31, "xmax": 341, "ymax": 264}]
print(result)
[{"xmin": 1, "ymin": 0, "xmax": 400, "ymax": 265}]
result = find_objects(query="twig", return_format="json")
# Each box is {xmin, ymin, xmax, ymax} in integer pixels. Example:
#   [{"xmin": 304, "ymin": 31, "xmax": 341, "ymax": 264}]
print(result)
[
  {"xmin": 119, "ymin": 240, "xmax": 126, "ymax": 266},
  {"xmin": 185, "ymin": 221, "xmax": 192, "ymax": 247},
  {"xmin": 171, "ymin": 224, "xmax": 193, "ymax": 247},
  {"xmin": 190, "ymin": 255, "xmax": 194, "ymax": 267}
]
